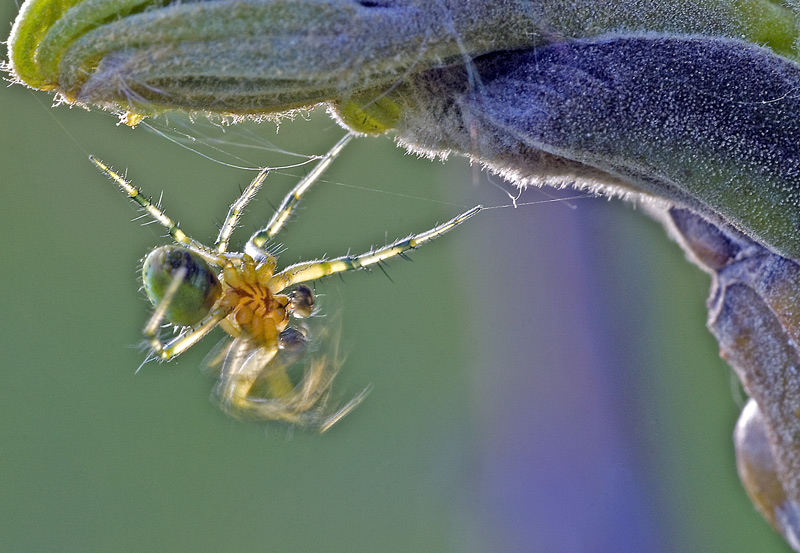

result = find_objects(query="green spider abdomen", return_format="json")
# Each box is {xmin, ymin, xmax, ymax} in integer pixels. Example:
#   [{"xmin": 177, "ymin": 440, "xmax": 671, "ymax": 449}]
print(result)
[{"xmin": 142, "ymin": 246, "xmax": 221, "ymax": 327}]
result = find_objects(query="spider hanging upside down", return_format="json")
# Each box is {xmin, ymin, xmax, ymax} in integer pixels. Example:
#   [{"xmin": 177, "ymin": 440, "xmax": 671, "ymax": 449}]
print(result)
[{"xmin": 90, "ymin": 133, "xmax": 481, "ymax": 432}]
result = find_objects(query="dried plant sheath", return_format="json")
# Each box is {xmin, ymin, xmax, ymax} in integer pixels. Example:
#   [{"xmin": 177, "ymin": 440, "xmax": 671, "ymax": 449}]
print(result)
[
  {"xmin": 664, "ymin": 206, "xmax": 800, "ymax": 547},
  {"xmin": 734, "ymin": 400, "xmax": 790, "ymax": 537}
]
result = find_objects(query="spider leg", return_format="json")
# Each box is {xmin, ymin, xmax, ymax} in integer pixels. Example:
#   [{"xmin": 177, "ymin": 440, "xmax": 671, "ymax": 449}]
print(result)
[
  {"xmin": 214, "ymin": 167, "xmax": 270, "ymax": 254},
  {"xmin": 245, "ymin": 132, "xmax": 354, "ymax": 257},
  {"xmin": 316, "ymin": 386, "xmax": 372, "ymax": 433},
  {"xmin": 216, "ymin": 325, "xmax": 368, "ymax": 431},
  {"xmin": 147, "ymin": 309, "xmax": 230, "ymax": 361},
  {"xmin": 268, "ymin": 204, "xmax": 482, "ymax": 292},
  {"xmin": 143, "ymin": 265, "xmax": 231, "ymax": 360},
  {"xmin": 90, "ymin": 156, "xmax": 224, "ymax": 266},
  {"xmin": 215, "ymin": 336, "xmax": 301, "ymax": 421}
]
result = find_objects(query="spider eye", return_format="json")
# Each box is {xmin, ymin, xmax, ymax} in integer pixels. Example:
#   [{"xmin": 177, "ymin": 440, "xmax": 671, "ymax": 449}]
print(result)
[
  {"xmin": 279, "ymin": 327, "xmax": 307, "ymax": 353},
  {"xmin": 142, "ymin": 246, "xmax": 222, "ymax": 326},
  {"xmin": 289, "ymin": 284, "xmax": 314, "ymax": 318}
]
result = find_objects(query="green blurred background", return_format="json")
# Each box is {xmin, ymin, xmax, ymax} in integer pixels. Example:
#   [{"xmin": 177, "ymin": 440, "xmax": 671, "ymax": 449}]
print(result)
[{"xmin": 0, "ymin": 5, "xmax": 790, "ymax": 550}]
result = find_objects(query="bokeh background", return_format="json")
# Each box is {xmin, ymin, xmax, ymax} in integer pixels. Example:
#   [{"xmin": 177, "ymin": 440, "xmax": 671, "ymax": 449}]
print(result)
[{"xmin": 0, "ymin": 4, "xmax": 790, "ymax": 550}]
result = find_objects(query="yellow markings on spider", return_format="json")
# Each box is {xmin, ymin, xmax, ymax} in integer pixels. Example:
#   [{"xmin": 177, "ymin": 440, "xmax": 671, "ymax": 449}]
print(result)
[{"xmin": 90, "ymin": 133, "xmax": 481, "ymax": 432}]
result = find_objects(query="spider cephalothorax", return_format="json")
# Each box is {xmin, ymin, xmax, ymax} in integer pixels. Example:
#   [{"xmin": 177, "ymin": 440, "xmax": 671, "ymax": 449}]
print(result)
[{"xmin": 218, "ymin": 255, "xmax": 293, "ymax": 347}]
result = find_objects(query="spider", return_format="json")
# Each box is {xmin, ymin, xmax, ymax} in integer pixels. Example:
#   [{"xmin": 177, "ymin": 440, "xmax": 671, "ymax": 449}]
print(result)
[{"xmin": 90, "ymin": 133, "xmax": 481, "ymax": 432}]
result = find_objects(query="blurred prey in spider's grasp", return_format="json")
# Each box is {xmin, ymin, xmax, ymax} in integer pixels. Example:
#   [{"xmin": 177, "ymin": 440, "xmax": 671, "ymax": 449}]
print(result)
[{"xmin": 89, "ymin": 133, "xmax": 481, "ymax": 432}]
